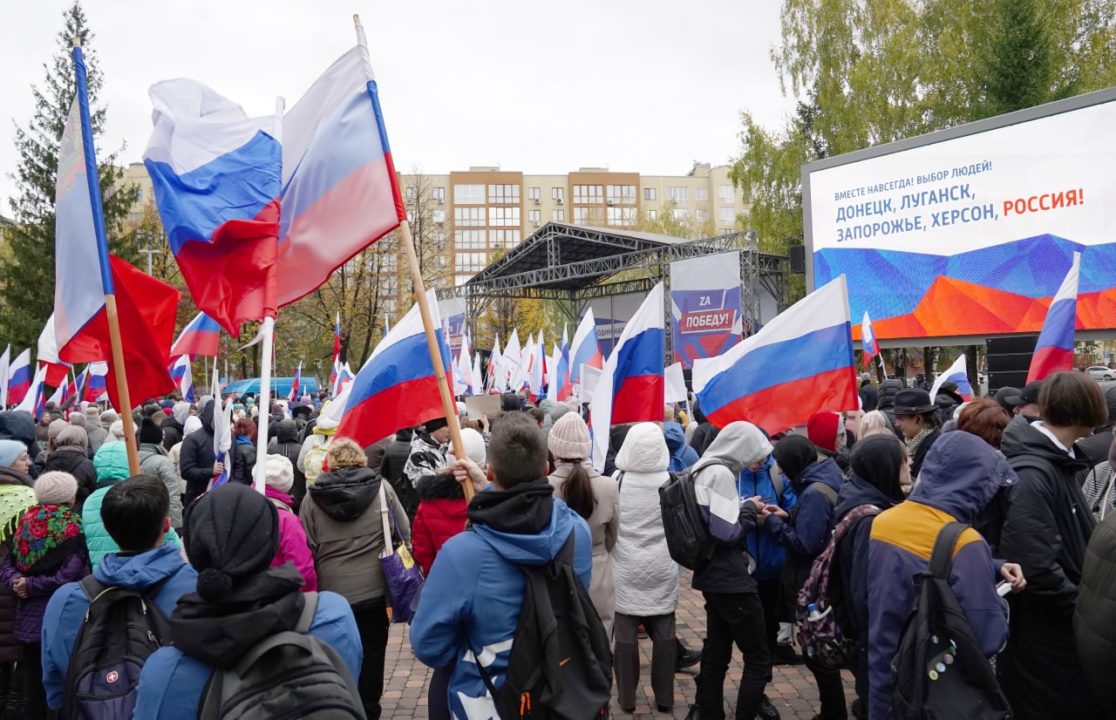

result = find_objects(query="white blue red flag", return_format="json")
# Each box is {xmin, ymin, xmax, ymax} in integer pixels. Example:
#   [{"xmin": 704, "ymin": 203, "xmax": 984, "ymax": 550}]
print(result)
[
  {"xmin": 7, "ymin": 350, "xmax": 31, "ymax": 407},
  {"xmin": 37, "ymin": 315, "xmax": 72, "ymax": 387},
  {"xmin": 929, "ymin": 354, "xmax": 973, "ymax": 403},
  {"xmin": 504, "ymin": 330, "xmax": 523, "ymax": 393},
  {"xmin": 331, "ymin": 362, "xmax": 355, "ymax": 398},
  {"xmin": 15, "ymin": 364, "xmax": 48, "ymax": 419},
  {"xmin": 287, "ymin": 362, "xmax": 303, "ymax": 402},
  {"xmin": 555, "ymin": 324, "xmax": 572, "ymax": 401},
  {"xmin": 210, "ymin": 365, "xmax": 233, "ymax": 490},
  {"xmin": 589, "ymin": 283, "xmax": 666, "ymax": 469},
  {"xmin": 487, "ymin": 336, "xmax": 503, "ymax": 393},
  {"xmin": 0, "ymin": 345, "xmax": 9, "ymax": 408},
  {"xmin": 276, "ymin": 22, "xmax": 406, "ymax": 306},
  {"xmin": 83, "ymin": 362, "xmax": 108, "ymax": 404},
  {"xmin": 457, "ymin": 333, "xmax": 477, "ymax": 396},
  {"xmin": 570, "ymin": 308, "xmax": 604, "ymax": 387},
  {"xmin": 694, "ymin": 275, "xmax": 858, "ymax": 435},
  {"xmin": 861, "ymin": 311, "xmax": 880, "ymax": 367},
  {"xmin": 329, "ymin": 312, "xmax": 342, "ymax": 390},
  {"xmin": 169, "ymin": 355, "xmax": 196, "ymax": 403},
  {"xmin": 171, "ymin": 312, "xmax": 222, "ymax": 358},
  {"xmin": 1027, "ymin": 252, "xmax": 1080, "ymax": 383},
  {"xmin": 335, "ymin": 291, "xmax": 451, "ymax": 447}
]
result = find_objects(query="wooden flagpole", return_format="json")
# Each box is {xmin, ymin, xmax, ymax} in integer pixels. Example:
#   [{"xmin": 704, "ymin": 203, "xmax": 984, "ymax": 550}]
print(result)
[{"xmin": 104, "ymin": 296, "xmax": 141, "ymax": 475}]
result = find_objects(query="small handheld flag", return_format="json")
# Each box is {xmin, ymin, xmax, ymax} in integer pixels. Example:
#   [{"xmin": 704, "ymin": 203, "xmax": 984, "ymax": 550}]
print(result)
[
  {"xmin": 1027, "ymin": 252, "xmax": 1081, "ymax": 383},
  {"xmin": 861, "ymin": 311, "xmax": 880, "ymax": 368}
]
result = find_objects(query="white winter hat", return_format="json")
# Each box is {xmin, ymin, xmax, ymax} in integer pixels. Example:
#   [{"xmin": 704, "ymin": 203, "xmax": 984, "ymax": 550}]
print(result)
[
  {"xmin": 456, "ymin": 428, "xmax": 487, "ymax": 466},
  {"xmin": 264, "ymin": 454, "xmax": 294, "ymax": 494}
]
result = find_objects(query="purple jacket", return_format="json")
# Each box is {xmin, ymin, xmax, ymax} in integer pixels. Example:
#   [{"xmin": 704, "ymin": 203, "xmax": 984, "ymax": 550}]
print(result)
[
  {"xmin": 866, "ymin": 431, "xmax": 1013, "ymax": 720},
  {"xmin": 266, "ymin": 485, "xmax": 318, "ymax": 592},
  {"xmin": 0, "ymin": 553, "xmax": 88, "ymax": 643}
]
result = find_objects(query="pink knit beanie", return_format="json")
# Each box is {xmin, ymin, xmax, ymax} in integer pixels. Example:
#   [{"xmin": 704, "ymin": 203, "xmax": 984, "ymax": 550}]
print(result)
[{"xmin": 548, "ymin": 412, "xmax": 591, "ymax": 460}]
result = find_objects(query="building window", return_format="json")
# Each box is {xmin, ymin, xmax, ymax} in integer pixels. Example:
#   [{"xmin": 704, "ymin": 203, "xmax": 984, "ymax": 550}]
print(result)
[
  {"xmin": 644, "ymin": 187, "xmax": 656, "ymax": 201},
  {"xmin": 528, "ymin": 186, "xmax": 541, "ymax": 203},
  {"xmin": 433, "ymin": 230, "xmax": 447, "ymax": 248},
  {"xmin": 488, "ymin": 184, "xmax": 520, "ymax": 204},
  {"xmin": 696, "ymin": 187, "xmax": 709, "ymax": 202},
  {"xmin": 454, "ymin": 229, "xmax": 486, "ymax": 249},
  {"xmin": 552, "ymin": 209, "xmax": 565, "ymax": 222},
  {"xmin": 606, "ymin": 184, "xmax": 636, "ymax": 204},
  {"xmin": 670, "ymin": 208, "xmax": 689, "ymax": 221},
  {"xmin": 573, "ymin": 184, "xmax": 604, "ymax": 204},
  {"xmin": 405, "ymin": 186, "xmax": 418, "ymax": 202},
  {"xmin": 573, "ymin": 207, "xmax": 589, "ymax": 224},
  {"xmin": 491, "ymin": 229, "xmax": 521, "ymax": 248},
  {"xmin": 432, "ymin": 186, "xmax": 446, "ymax": 203},
  {"xmin": 454, "ymin": 184, "xmax": 484, "ymax": 204},
  {"xmin": 552, "ymin": 186, "xmax": 565, "ymax": 203},
  {"xmin": 489, "ymin": 207, "xmax": 520, "ymax": 227},
  {"xmin": 454, "ymin": 207, "xmax": 485, "ymax": 227},
  {"xmin": 646, "ymin": 209, "xmax": 657, "ymax": 221},
  {"xmin": 607, "ymin": 207, "xmax": 637, "ymax": 226},
  {"xmin": 668, "ymin": 187, "xmax": 688, "ymax": 205},
  {"xmin": 432, "ymin": 209, "xmax": 446, "ymax": 224},
  {"xmin": 528, "ymin": 209, "xmax": 541, "ymax": 224},
  {"xmin": 455, "ymin": 252, "xmax": 487, "ymax": 273},
  {"xmin": 718, "ymin": 207, "xmax": 735, "ymax": 225},
  {"xmin": 695, "ymin": 210, "xmax": 708, "ymax": 223},
  {"xmin": 718, "ymin": 185, "xmax": 733, "ymax": 202}
]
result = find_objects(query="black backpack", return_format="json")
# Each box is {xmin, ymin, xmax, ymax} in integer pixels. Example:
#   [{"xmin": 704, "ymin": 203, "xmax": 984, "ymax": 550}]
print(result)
[
  {"xmin": 473, "ymin": 533, "xmax": 612, "ymax": 719},
  {"xmin": 198, "ymin": 592, "xmax": 365, "ymax": 719},
  {"xmin": 891, "ymin": 522, "xmax": 1012, "ymax": 720},
  {"xmin": 61, "ymin": 575, "xmax": 172, "ymax": 720},
  {"xmin": 658, "ymin": 466, "xmax": 716, "ymax": 570}
]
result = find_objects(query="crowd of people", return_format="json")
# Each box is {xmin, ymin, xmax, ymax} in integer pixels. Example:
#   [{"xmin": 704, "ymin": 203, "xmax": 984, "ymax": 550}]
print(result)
[{"xmin": 0, "ymin": 368, "xmax": 1111, "ymax": 719}]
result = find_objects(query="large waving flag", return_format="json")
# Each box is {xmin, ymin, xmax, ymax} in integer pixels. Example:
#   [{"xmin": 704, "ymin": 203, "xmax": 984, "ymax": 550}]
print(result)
[
  {"xmin": 169, "ymin": 355, "xmax": 196, "ymax": 403},
  {"xmin": 170, "ymin": 312, "xmax": 222, "ymax": 358},
  {"xmin": 335, "ymin": 291, "xmax": 451, "ymax": 447},
  {"xmin": 83, "ymin": 362, "xmax": 108, "ymax": 404},
  {"xmin": 570, "ymin": 308, "xmax": 604, "ymax": 386},
  {"xmin": 276, "ymin": 21, "xmax": 406, "ymax": 306},
  {"xmin": 144, "ymin": 80, "xmax": 281, "ymax": 334},
  {"xmin": 1027, "ymin": 252, "xmax": 1081, "ymax": 383},
  {"xmin": 589, "ymin": 283, "xmax": 666, "ymax": 469},
  {"xmin": 929, "ymin": 354, "xmax": 973, "ymax": 403},
  {"xmin": 694, "ymin": 275, "xmax": 858, "ymax": 435},
  {"xmin": 55, "ymin": 47, "xmax": 179, "ymax": 411},
  {"xmin": 37, "ymin": 316, "xmax": 72, "ymax": 387},
  {"xmin": 0, "ymin": 345, "xmax": 9, "ymax": 408},
  {"xmin": 7, "ymin": 350, "xmax": 32, "ymax": 407},
  {"xmin": 861, "ymin": 311, "xmax": 880, "ymax": 368}
]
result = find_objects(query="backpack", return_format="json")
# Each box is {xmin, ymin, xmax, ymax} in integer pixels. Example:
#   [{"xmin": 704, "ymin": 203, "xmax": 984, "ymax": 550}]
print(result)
[
  {"xmin": 302, "ymin": 437, "xmax": 332, "ymax": 486},
  {"xmin": 658, "ymin": 466, "xmax": 716, "ymax": 570},
  {"xmin": 61, "ymin": 575, "xmax": 172, "ymax": 720},
  {"xmin": 198, "ymin": 592, "xmax": 366, "ymax": 719},
  {"xmin": 795, "ymin": 504, "xmax": 880, "ymax": 670},
  {"xmin": 473, "ymin": 533, "xmax": 612, "ymax": 719},
  {"xmin": 891, "ymin": 522, "xmax": 1012, "ymax": 720}
]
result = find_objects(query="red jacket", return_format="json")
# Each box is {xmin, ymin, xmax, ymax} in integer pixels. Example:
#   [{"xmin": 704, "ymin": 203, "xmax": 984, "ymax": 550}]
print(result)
[{"xmin": 412, "ymin": 474, "xmax": 468, "ymax": 576}]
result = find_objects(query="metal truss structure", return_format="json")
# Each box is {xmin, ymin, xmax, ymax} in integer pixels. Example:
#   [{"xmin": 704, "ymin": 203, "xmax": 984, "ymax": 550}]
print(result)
[{"xmin": 440, "ymin": 223, "xmax": 789, "ymax": 339}]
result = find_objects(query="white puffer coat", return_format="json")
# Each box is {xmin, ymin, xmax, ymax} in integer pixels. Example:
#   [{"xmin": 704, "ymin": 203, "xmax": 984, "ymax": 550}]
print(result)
[{"xmin": 611, "ymin": 422, "xmax": 679, "ymax": 616}]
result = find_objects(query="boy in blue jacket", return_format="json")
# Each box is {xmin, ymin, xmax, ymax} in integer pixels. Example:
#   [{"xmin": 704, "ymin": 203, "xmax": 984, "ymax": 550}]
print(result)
[
  {"xmin": 42, "ymin": 475, "xmax": 196, "ymax": 712},
  {"xmin": 410, "ymin": 412, "xmax": 592, "ymax": 719}
]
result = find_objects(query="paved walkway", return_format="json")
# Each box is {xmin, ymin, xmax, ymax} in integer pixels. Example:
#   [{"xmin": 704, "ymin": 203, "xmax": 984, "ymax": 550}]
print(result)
[{"xmin": 382, "ymin": 573, "xmax": 857, "ymax": 719}]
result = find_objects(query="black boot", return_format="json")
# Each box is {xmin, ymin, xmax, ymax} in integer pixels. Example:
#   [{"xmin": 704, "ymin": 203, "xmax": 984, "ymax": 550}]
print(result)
[
  {"xmin": 685, "ymin": 672, "xmax": 704, "ymax": 719},
  {"xmin": 2, "ymin": 662, "xmax": 21, "ymax": 720}
]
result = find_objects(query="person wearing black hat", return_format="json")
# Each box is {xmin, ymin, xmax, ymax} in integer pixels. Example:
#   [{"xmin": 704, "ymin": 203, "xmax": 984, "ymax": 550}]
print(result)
[
  {"xmin": 133, "ymin": 483, "xmax": 362, "ymax": 720},
  {"xmin": 891, "ymin": 388, "xmax": 942, "ymax": 480},
  {"xmin": 1015, "ymin": 380, "xmax": 1044, "ymax": 419},
  {"xmin": 1076, "ymin": 383, "xmax": 1116, "ymax": 470},
  {"xmin": 993, "ymin": 386, "xmax": 1024, "ymax": 415},
  {"xmin": 403, "ymin": 417, "xmax": 450, "ymax": 492}
]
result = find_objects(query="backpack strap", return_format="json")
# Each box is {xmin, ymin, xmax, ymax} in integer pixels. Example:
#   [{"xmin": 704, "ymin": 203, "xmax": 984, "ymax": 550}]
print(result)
[
  {"xmin": 928, "ymin": 522, "xmax": 968, "ymax": 580},
  {"xmin": 832, "ymin": 504, "xmax": 881, "ymax": 545},
  {"xmin": 770, "ymin": 464, "xmax": 785, "ymax": 503},
  {"xmin": 78, "ymin": 574, "xmax": 107, "ymax": 602},
  {"xmin": 811, "ymin": 481, "xmax": 839, "ymax": 506},
  {"xmin": 296, "ymin": 591, "xmax": 319, "ymax": 634}
]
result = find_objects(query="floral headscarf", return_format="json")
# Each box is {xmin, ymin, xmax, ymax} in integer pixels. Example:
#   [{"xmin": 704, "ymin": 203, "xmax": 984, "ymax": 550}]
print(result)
[
  {"xmin": 0, "ymin": 485, "xmax": 36, "ymax": 547},
  {"xmin": 11, "ymin": 504, "xmax": 86, "ymax": 575}
]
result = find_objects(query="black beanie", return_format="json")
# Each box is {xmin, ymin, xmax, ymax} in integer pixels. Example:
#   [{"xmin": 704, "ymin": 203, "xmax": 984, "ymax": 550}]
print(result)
[
  {"xmin": 425, "ymin": 416, "xmax": 448, "ymax": 433},
  {"xmin": 184, "ymin": 484, "xmax": 280, "ymax": 601},
  {"xmin": 501, "ymin": 392, "xmax": 521, "ymax": 412},
  {"xmin": 139, "ymin": 418, "xmax": 163, "ymax": 445}
]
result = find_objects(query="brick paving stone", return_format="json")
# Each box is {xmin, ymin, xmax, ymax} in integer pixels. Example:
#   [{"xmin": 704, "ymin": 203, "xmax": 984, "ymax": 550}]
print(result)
[{"xmin": 381, "ymin": 573, "xmax": 855, "ymax": 719}]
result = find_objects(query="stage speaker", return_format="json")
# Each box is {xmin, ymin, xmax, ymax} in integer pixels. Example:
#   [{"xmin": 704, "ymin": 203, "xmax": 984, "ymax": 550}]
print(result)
[
  {"xmin": 986, "ymin": 335, "xmax": 1038, "ymax": 392},
  {"xmin": 789, "ymin": 245, "xmax": 806, "ymax": 274}
]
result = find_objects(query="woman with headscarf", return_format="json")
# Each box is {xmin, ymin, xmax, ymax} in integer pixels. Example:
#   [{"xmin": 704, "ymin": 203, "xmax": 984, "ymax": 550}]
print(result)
[
  {"xmin": 762, "ymin": 434, "xmax": 846, "ymax": 720},
  {"xmin": 829, "ymin": 435, "xmax": 907, "ymax": 719},
  {"xmin": 0, "ymin": 472, "xmax": 87, "ymax": 719},
  {"xmin": 547, "ymin": 412, "xmax": 619, "ymax": 637}
]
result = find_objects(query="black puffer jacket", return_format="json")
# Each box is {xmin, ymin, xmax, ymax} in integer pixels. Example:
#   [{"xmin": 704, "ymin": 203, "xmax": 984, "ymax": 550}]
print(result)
[
  {"xmin": 999, "ymin": 414, "xmax": 1099, "ymax": 720},
  {"xmin": 380, "ymin": 434, "xmax": 417, "ymax": 520},
  {"xmin": 178, "ymin": 402, "xmax": 216, "ymax": 509},
  {"xmin": 1076, "ymin": 511, "xmax": 1116, "ymax": 711},
  {"xmin": 0, "ymin": 468, "xmax": 32, "ymax": 663},
  {"xmin": 269, "ymin": 419, "xmax": 305, "ymax": 510},
  {"xmin": 42, "ymin": 446, "xmax": 98, "ymax": 509}
]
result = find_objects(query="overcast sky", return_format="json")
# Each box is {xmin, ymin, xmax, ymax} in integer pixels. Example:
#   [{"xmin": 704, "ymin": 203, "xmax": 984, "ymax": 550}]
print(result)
[{"xmin": 0, "ymin": 0, "xmax": 795, "ymax": 211}]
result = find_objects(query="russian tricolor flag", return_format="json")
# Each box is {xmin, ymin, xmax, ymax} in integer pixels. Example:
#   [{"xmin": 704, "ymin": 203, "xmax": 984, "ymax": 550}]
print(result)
[
  {"xmin": 335, "ymin": 291, "xmax": 451, "ymax": 448},
  {"xmin": 1027, "ymin": 252, "xmax": 1080, "ymax": 383},
  {"xmin": 83, "ymin": 362, "xmax": 108, "ymax": 404},
  {"xmin": 15, "ymin": 364, "xmax": 48, "ymax": 419},
  {"xmin": 171, "ymin": 312, "xmax": 222, "ymax": 358},
  {"xmin": 570, "ymin": 308, "xmax": 604, "ymax": 387},
  {"xmin": 144, "ymin": 80, "xmax": 281, "ymax": 335},
  {"xmin": 929, "ymin": 354, "xmax": 973, "ymax": 402},
  {"xmin": 169, "ymin": 355, "xmax": 196, "ymax": 403},
  {"xmin": 37, "ymin": 315, "xmax": 72, "ymax": 387},
  {"xmin": 0, "ymin": 346, "xmax": 9, "ymax": 408},
  {"xmin": 287, "ymin": 361, "xmax": 303, "ymax": 402},
  {"xmin": 694, "ymin": 275, "xmax": 859, "ymax": 435},
  {"xmin": 555, "ymin": 325, "xmax": 572, "ymax": 401},
  {"xmin": 589, "ymin": 283, "xmax": 666, "ymax": 469},
  {"xmin": 861, "ymin": 311, "xmax": 880, "ymax": 368},
  {"xmin": 210, "ymin": 365, "xmax": 233, "ymax": 490},
  {"xmin": 7, "ymin": 350, "xmax": 32, "ymax": 407},
  {"xmin": 331, "ymin": 362, "xmax": 355, "ymax": 398}
]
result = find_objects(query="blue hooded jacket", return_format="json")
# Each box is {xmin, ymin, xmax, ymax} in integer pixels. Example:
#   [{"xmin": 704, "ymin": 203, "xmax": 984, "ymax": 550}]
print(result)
[
  {"xmin": 41, "ymin": 543, "xmax": 198, "ymax": 711},
  {"xmin": 410, "ymin": 497, "xmax": 592, "ymax": 719},
  {"xmin": 663, "ymin": 422, "xmax": 699, "ymax": 473},
  {"xmin": 737, "ymin": 454, "xmax": 796, "ymax": 580},
  {"xmin": 762, "ymin": 457, "xmax": 842, "ymax": 563},
  {"xmin": 867, "ymin": 431, "xmax": 1014, "ymax": 720}
]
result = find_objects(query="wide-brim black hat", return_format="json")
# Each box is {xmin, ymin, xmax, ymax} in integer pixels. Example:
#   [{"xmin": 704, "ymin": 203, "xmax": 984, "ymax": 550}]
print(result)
[{"xmin": 893, "ymin": 388, "xmax": 936, "ymax": 416}]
